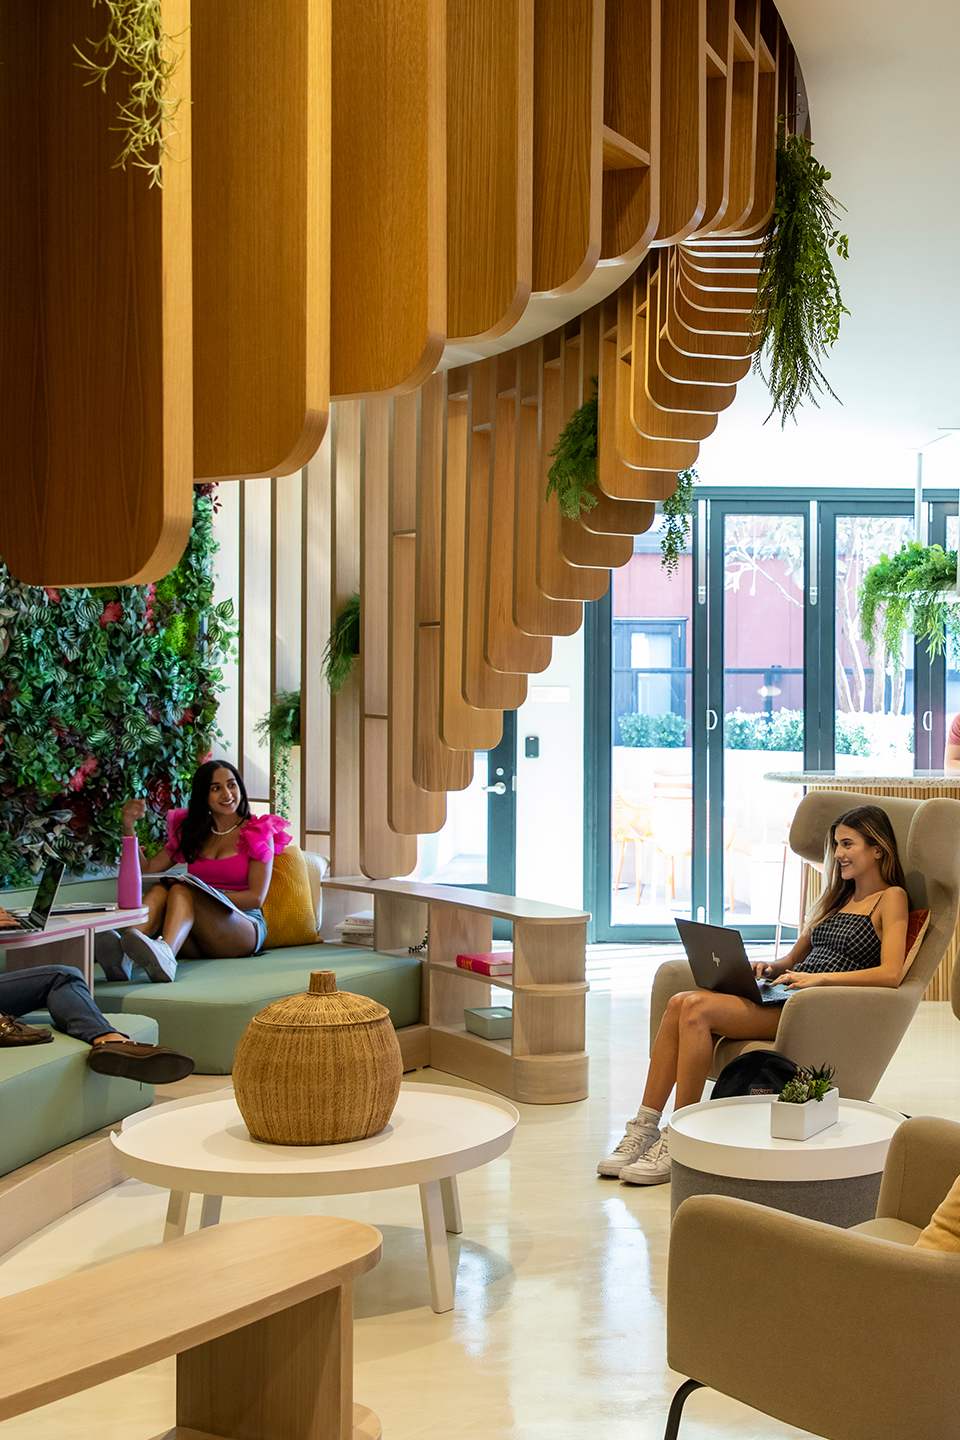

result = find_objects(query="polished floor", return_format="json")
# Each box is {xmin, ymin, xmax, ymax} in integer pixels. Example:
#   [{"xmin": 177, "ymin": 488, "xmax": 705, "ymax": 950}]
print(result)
[{"xmin": 1, "ymin": 947, "xmax": 959, "ymax": 1439}]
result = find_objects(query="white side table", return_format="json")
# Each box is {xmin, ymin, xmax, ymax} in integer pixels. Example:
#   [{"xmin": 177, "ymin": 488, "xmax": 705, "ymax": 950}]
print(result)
[
  {"xmin": 668, "ymin": 1095, "xmax": 905, "ymax": 1227},
  {"xmin": 112, "ymin": 1083, "xmax": 519, "ymax": 1314}
]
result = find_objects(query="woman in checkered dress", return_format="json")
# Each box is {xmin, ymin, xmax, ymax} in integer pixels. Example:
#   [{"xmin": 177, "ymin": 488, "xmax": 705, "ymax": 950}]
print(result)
[{"xmin": 599, "ymin": 806, "xmax": 909, "ymax": 1185}]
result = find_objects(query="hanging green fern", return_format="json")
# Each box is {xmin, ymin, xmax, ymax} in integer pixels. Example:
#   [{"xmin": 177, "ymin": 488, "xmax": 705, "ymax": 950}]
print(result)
[
  {"xmin": 75, "ymin": 0, "xmax": 186, "ymax": 188},
  {"xmin": 323, "ymin": 593, "xmax": 361, "ymax": 694},
  {"xmin": 859, "ymin": 542, "xmax": 960, "ymax": 663},
  {"xmin": 545, "ymin": 380, "xmax": 599, "ymax": 520},
  {"xmin": 752, "ymin": 131, "xmax": 849, "ymax": 425},
  {"xmin": 254, "ymin": 690, "xmax": 301, "ymax": 820},
  {"xmin": 660, "ymin": 468, "xmax": 696, "ymax": 575}
]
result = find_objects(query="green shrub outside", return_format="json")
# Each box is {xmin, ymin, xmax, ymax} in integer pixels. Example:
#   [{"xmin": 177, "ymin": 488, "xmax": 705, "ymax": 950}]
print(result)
[
  {"xmin": 618, "ymin": 712, "xmax": 689, "ymax": 748},
  {"xmin": 618, "ymin": 708, "xmax": 903, "ymax": 755}
]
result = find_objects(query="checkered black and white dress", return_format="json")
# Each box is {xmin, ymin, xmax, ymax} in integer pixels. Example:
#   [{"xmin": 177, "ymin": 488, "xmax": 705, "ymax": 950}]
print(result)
[{"xmin": 795, "ymin": 898, "xmax": 883, "ymax": 975}]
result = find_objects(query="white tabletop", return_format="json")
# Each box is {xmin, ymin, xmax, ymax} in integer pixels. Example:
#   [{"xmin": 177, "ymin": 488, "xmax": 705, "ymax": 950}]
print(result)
[
  {"xmin": 668, "ymin": 1095, "xmax": 905, "ymax": 1182},
  {"xmin": 112, "ymin": 1084, "xmax": 519, "ymax": 1198},
  {"xmin": 0, "ymin": 907, "xmax": 147, "ymax": 945}
]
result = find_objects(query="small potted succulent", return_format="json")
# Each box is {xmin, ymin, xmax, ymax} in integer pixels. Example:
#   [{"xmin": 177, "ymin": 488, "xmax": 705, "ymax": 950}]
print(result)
[{"xmin": 770, "ymin": 1064, "xmax": 838, "ymax": 1141}]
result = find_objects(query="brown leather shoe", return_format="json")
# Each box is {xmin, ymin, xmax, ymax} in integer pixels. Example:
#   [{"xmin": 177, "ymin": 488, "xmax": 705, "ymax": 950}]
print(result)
[
  {"xmin": 87, "ymin": 1039, "xmax": 195, "ymax": 1084},
  {"xmin": 0, "ymin": 1015, "xmax": 54, "ymax": 1046}
]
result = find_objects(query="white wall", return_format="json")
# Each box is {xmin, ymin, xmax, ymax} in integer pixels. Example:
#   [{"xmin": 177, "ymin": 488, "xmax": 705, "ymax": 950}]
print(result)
[{"xmin": 514, "ymin": 627, "xmax": 585, "ymax": 909}]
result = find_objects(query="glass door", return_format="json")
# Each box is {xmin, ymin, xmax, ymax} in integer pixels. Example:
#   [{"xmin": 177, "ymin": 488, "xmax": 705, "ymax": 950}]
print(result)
[{"xmin": 414, "ymin": 711, "xmax": 517, "ymax": 894}]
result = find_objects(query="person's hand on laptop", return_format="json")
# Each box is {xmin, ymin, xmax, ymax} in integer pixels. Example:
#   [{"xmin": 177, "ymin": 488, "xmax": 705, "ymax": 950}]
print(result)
[
  {"xmin": 751, "ymin": 960, "xmax": 775, "ymax": 978},
  {"xmin": 780, "ymin": 969, "xmax": 823, "ymax": 989}
]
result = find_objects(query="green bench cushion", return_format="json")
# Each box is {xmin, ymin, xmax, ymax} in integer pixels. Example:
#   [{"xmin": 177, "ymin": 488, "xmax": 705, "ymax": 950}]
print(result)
[
  {"xmin": 0, "ymin": 1013, "xmax": 158, "ymax": 1177},
  {"xmin": 92, "ymin": 945, "xmax": 422, "ymax": 1074}
]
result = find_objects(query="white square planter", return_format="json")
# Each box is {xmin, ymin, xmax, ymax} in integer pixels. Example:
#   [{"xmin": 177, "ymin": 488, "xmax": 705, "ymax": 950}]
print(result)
[{"xmin": 770, "ymin": 1087, "xmax": 840, "ymax": 1141}]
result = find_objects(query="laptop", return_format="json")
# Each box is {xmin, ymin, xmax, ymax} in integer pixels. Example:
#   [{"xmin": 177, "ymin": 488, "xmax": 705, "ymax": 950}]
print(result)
[
  {"xmin": 0, "ymin": 858, "xmax": 66, "ymax": 934},
  {"xmin": 675, "ymin": 918, "xmax": 794, "ymax": 1005}
]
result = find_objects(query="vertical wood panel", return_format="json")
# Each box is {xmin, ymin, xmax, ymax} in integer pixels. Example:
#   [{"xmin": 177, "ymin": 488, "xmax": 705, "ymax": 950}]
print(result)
[
  {"xmin": 698, "ymin": 0, "xmax": 733, "ymax": 233},
  {"xmin": 717, "ymin": 0, "xmax": 759, "ymax": 232},
  {"xmin": 654, "ymin": 0, "xmax": 706, "ymax": 243},
  {"xmin": 241, "ymin": 479, "xmax": 273, "ymax": 802},
  {"xmin": 0, "ymin": 0, "xmax": 193, "ymax": 586},
  {"xmin": 514, "ymin": 341, "xmax": 583, "ymax": 637},
  {"xmin": 331, "ymin": 401, "xmax": 362, "ymax": 875},
  {"xmin": 643, "ymin": 263, "xmax": 737, "ymax": 415},
  {"xmin": 271, "ymin": 473, "xmax": 303, "ymax": 823},
  {"xmin": 302, "ymin": 428, "xmax": 334, "ymax": 844},
  {"xmin": 390, "ymin": 533, "xmax": 446, "ymax": 832},
  {"xmin": 531, "ymin": 0, "xmax": 603, "ymax": 293},
  {"xmin": 600, "ymin": 293, "xmax": 678, "ymax": 502},
  {"xmin": 416, "ymin": 375, "xmax": 474, "ymax": 788},
  {"xmin": 536, "ymin": 339, "xmax": 608, "ymax": 602},
  {"xmin": 600, "ymin": 0, "xmax": 660, "ymax": 262},
  {"xmin": 616, "ymin": 278, "xmax": 699, "ymax": 482},
  {"xmin": 330, "ymin": 0, "xmax": 446, "ymax": 397},
  {"xmin": 440, "ymin": 389, "xmax": 503, "ymax": 750},
  {"xmin": 632, "ymin": 274, "xmax": 718, "ymax": 442},
  {"xmin": 463, "ymin": 360, "xmax": 528, "ymax": 708},
  {"xmin": 447, "ymin": 0, "xmax": 532, "ymax": 342},
  {"xmin": 361, "ymin": 717, "xmax": 417, "ymax": 875},
  {"xmin": 192, "ymin": 0, "xmax": 330, "ymax": 480},
  {"xmin": 486, "ymin": 352, "xmax": 553, "ymax": 673},
  {"xmin": 211, "ymin": 484, "xmax": 242, "ymax": 762}
]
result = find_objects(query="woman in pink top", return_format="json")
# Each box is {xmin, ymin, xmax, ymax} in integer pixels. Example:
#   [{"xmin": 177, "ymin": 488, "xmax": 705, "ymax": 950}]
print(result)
[{"xmin": 98, "ymin": 760, "xmax": 291, "ymax": 984}]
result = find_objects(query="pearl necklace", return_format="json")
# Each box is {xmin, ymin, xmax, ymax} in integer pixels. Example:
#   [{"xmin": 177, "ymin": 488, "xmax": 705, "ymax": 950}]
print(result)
[{"xmin": 211, "ymin": 820, "xmax": 242, "ymax": 836}]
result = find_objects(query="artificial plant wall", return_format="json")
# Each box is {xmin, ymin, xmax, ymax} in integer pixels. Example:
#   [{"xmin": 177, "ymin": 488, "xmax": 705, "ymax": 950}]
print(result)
[{"xmin": 0, "ymin": 485, "xmax": 236, "ymax": 886}]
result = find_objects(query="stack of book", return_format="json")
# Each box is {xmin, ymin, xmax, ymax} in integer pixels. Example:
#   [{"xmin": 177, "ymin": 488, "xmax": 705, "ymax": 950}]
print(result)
[
  {"xmin": 335, "ymin": 911, "xmax": 375, "ymax": 947},
  {"xmin": 456, "ymin": 950, "xmax": 513, "ymax": 978}
]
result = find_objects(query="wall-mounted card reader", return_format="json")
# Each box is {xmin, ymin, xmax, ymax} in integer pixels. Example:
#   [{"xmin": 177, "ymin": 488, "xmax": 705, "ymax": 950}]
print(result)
[{"xmin": 524, "ymin": 735, "xmax": 539, "ymax": 758}]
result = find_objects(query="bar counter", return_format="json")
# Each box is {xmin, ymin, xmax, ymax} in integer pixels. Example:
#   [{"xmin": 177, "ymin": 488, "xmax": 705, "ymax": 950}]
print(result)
[{"xmin": 766, "ymin": 771, "xmax": 960, "ymax": 1002}]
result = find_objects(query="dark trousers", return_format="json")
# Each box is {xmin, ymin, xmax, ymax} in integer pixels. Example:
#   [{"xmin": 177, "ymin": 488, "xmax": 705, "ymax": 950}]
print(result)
[{"xmin": 0, "ymin": 965, "xmax": 117, "ymax": 1045}]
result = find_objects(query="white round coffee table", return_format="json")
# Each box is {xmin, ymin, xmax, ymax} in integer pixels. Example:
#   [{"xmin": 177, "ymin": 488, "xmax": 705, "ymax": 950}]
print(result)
[
  {"xmin": 112, "ymin": 1083, "xmax": 518, "ymax": 1314},
  {"xmin": 668, "ymin": 1095, "xmax": 905, "ymax": 1227}
]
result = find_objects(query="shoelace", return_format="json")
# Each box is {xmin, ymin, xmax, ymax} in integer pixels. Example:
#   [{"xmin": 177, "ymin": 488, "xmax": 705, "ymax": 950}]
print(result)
[{"xmin": 644, "ymin": 1133, "xmax": 669, "ymax": 1163}]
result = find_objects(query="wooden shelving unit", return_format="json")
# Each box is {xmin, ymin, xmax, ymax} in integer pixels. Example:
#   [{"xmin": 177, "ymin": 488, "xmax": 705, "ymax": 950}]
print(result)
[{"xmin": 324, "ymin": 877, "xmax": 589, "ymax": 1105}]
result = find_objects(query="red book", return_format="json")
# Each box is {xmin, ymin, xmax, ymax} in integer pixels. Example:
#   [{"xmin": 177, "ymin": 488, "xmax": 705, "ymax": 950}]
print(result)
[{"xmin": 456, "ymin": 951, "xmax": 514, "ymax": 977}]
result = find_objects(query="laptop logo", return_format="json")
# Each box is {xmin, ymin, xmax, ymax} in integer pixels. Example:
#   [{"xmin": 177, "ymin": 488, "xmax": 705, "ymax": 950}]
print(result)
[{"xmin": 711, "ymin": 952, "xmax": 721, "ymax": 967}]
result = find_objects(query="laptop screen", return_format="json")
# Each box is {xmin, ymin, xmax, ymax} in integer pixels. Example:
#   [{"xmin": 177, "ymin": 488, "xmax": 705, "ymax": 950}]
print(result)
[{"xmin": 28, "ymin": 859, "xmax": 66, "ymax": 925}]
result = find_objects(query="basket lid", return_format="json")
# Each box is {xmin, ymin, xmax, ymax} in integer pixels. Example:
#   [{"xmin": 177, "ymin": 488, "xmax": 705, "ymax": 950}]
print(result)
[{"xmin": 251, "ymin": 971, "xmax": 391, "ymax": 1028}]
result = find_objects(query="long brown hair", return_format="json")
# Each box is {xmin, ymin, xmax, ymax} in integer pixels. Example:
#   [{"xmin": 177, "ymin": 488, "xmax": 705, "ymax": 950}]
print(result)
[{"xmin": 806, "ymin": 805, "xmax": 906, "ymax": 929}]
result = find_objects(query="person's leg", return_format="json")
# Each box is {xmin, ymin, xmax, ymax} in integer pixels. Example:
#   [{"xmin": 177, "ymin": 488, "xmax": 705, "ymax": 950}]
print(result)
[
  {"xmin": 597, "ymin": 992, "xmax": 696, "ymax": 1177},
  {"xmin": 0, "ymin": 965, "xmax": 121, "ymax": 1044},
  {"xmin": 121, "ymin": 883, "xmax": 193, "ymax": 982},
  {"xmin": 179, "ymin": 888, "xmax": 259, "ymax": 958},
  {"xmin": 127, "ymin": 883, "xmax": 169, "ymax": 938}
]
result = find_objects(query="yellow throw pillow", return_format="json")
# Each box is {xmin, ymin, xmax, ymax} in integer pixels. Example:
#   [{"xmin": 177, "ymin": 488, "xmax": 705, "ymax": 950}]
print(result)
[
  {"xmin": 915, "ymin": 1173, "xmax": 960, "ymax": 1252},
  {"xmin": 262, "ymin": 846, "xmax": 322, "ymax": 949}
]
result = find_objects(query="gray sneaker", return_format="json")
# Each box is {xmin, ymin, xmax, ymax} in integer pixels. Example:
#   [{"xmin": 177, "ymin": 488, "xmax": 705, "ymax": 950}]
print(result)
[
  {"xmin": 121, "ymin": 930, "xmax": 178, "ymax": 984},
  {"xmin": 95, "ymin": 929, "xmax": 133, "ymax": 982},
  {"xmin": 620, "ymin": 1130, "xmax": 671, "ymax": 1185},
  {"xmin": 597, "ymin": 1118, "xmax": 661, "ymax": 1177}
]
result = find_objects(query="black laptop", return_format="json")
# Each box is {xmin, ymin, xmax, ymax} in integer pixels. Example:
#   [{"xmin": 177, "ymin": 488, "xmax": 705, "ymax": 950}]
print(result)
[
  {"xmin": 0, "ymin": 858, "xmax": 66, "ymax": 934},
  {"xmin": 675, "ymin": 918, "xmax": 794, "ymax": 1005}
]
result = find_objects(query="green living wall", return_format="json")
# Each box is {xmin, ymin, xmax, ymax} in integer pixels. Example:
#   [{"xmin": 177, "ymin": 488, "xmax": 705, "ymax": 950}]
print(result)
[{"xmin": 0, "ymin": 486, "xmax": 236, "ymax": 887}]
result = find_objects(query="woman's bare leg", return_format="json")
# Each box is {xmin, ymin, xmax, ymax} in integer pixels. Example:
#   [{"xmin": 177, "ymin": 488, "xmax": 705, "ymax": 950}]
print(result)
[
  {"xmin": 164, "ymin": 884, "xmax": 258, "ymax": 958},
  {"xmin": 127, "ymin": 884, "xmax": 168, "ymax": 937},
  {"xmin": 642, "ymin": 990, "xmax": 781, "ymax": 1113}
]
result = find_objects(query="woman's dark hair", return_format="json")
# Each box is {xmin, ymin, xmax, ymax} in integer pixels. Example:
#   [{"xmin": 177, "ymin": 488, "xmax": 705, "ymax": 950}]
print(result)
[
  {"xmin": 807, "ymin": 804, "xmax": 906, "ymax": 928},
  {"xmin": 175, "ymin": 759, "xmax": 251, "ymax": 862}
]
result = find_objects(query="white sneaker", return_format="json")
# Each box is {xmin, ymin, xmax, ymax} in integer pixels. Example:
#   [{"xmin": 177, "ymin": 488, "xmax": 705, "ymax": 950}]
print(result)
[
  {"xmin": 121, "ymin": 931, "xmax": 178, "ymax": 984},
  {"xmin": 597, "ymin": 1119, "xmax": 661, "ymax": 1177},
  {"xmin": 620, "ymin": 1130, "xmax": 671, "ymax": 1185}
]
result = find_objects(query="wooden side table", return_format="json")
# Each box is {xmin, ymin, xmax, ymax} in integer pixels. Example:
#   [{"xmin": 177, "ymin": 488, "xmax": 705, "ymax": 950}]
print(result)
[{"xmin": 2, "ymin": 907, "xmax": 148, "ymax": 991}]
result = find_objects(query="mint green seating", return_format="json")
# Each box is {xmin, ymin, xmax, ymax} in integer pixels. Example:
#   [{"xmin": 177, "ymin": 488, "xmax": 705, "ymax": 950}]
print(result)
[
  {"xmin": 92, "ymin": 945, "xmax": 422, "ymax": 1074},
  {"xmin": 0, "ymin": 1013, "xmax": 158, "ymax": 1177}
]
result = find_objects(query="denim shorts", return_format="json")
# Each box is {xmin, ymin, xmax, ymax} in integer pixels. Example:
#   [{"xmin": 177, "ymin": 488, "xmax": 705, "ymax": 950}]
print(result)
[{"xmin": 246, "ymin": 908, "xmax": 268, "ymax": 954}]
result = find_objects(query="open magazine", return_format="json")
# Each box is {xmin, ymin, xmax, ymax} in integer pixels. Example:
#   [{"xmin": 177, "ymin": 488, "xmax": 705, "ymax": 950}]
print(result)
[{"xmin": 157, "ymin": 872, "xmax": 247, "ymax": 919}]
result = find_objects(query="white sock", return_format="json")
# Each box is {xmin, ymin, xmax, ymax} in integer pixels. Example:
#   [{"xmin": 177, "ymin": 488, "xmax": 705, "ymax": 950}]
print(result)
[{"xmin": 633, "ymin": 1104, "xmax": 661, "ymax": 1127}]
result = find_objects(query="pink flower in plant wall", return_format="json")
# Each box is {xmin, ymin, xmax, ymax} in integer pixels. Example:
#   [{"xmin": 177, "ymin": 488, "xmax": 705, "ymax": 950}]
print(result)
[
  {"xmin": 67, "ymin": 771, "xmax": 85, "ymax": 791},
  {"xmin": 44, "ymin": 588, "xmax": 61, "ymax": 604},
  {"xmin": 99, "ymin": 601, "xmax": 123, "ymax": 626}
]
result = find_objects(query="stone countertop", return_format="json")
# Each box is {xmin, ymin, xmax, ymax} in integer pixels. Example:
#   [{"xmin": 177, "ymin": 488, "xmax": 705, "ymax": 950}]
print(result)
[{"xmin": 765, "ymin": 771, "xmax": 960, "ymax": 788}]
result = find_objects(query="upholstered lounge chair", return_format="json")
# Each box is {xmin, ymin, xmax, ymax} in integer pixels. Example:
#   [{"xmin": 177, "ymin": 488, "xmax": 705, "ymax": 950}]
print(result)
[
  {"xmin": 663, "ymin": 1115, "xmax": 960, "ymax": 1440},
  {"xmin": 649, "ymin": 790, "xmax": 960, "ymax": 1100}
]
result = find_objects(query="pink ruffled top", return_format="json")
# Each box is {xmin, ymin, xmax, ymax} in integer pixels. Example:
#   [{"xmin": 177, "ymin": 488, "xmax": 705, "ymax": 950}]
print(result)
[{"xmin": 163, "ymin": 810, "xmax": 292, "ymax": 892}]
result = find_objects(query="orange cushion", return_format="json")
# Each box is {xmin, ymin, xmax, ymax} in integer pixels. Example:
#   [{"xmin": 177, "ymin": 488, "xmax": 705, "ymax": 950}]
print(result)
[
  {"xmin": 901, "ymin": 909, "xmax": 930, "ymax": 980},
  {"xmin": 262, "ymin": 846, "xmax": 322, "ymax": 949},
  {"xmin": 916, "ymin": 1174, "xmax": 960, "ymax": 1252}
]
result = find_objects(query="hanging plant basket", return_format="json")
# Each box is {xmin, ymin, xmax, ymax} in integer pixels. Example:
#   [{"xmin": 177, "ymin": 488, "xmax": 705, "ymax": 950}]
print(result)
[
  {"xmin": 859, "ymin": 542, "xmax": 960, "ymax": 663},
  {"xmin": 323, "ymin": 593, "xmax": 361, "ymax": 694},
  {"xmin": 254, "ymin": 689, "xmax": 301, "ymax": 820},
  {"xmin": 752, "ymin": 131, "xmax": 849, "ymax": 426},
  {"xmin": 545, "ymin": 380, "xmax": 599, "ymax": 520}
]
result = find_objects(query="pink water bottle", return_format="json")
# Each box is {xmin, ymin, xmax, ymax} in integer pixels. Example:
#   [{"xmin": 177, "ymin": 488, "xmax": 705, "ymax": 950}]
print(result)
[{"xmin": 117, "ymin": 834, "xmax": 142, "ymax": 909}]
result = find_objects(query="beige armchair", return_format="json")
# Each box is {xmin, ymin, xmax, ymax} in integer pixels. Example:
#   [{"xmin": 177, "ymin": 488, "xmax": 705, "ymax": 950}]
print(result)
[
  {"xmin": 663, "ymin": 1116, "xmax": 960, "ymax": 1440},
  {"xmin": 650, "ymin": 790, "xmax": 960, "ymax": 1100}
]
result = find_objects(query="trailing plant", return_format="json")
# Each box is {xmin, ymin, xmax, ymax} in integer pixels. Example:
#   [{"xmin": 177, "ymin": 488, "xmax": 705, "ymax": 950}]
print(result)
[
  {"xmin": 752, "ymin": 130, "xmax": 849, "ymax": 425},
  {"xmin": 546, "ymin": 380, "xmax": 599, "ymax": 520},
  {"xmin": 778, "ymin": 1064, "xmax": 836, "ymax": 1105},
  {"xmin": 859, "ymin": 541, "xmax": 960, "ymax": 664},
  {"xmin": 323, "ymin": 594, "xmax": 361, "ymax": 694},
  {"xmin": 618, "ymin": 713, "xmax": 689, "ymax": 749},
  {"xmin": 660, "ymin": 468, "xmax": 695, "ymax": 575},
  {"xmin": 0, "ymin": 487, "xmax": 237, "ymax": 888},
  {"xmin": 75, "ymin": 0, "xmax": 186, "ymax": 187},
  {"xmin": 254, "ymin": 690, "xmax": 301, "ymax": 821}
]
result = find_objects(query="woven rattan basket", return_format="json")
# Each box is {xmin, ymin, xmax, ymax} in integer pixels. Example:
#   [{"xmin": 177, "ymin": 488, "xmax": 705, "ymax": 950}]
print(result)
[{"xmin": 233, "ymin": 970, "xmax": 403, "ymax": 1145}]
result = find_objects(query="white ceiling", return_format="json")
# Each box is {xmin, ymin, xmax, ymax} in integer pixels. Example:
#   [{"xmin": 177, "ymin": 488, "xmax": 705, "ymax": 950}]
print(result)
[{"xmin": 698, "ymin": 0, "xmax": 960, "ymax": 490}]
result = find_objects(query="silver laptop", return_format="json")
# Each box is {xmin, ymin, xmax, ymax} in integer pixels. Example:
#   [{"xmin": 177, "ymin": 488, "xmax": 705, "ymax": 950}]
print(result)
[
  {"xmin": 675, "ymin": 919, "xmax": 794, "ymax": 1005},
  {"xmin": 0, "ymin": 859, "xmax": 66, "ymax": 934}
]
